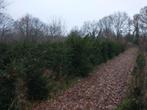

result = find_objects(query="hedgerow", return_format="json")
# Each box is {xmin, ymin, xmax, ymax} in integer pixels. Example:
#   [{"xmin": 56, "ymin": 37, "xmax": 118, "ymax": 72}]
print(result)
[
  {"xmin": 115, "ymin": 52, "xmax": 145, "ymax": 110},
  {"xmin": 0, "ymin": 36, "xmax": 125, "ymax": 110}
]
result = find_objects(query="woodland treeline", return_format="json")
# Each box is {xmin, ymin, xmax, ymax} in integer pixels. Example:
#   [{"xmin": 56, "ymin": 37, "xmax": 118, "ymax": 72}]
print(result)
[{"xmin": 0, "ymin": 1, "xmax": 146, "ymax": 42}]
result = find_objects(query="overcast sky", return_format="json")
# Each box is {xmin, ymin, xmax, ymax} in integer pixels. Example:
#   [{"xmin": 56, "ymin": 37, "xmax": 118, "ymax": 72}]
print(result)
[{"xmin": 6, "ymin": 0, "xmax": 147, "ymax": 30}]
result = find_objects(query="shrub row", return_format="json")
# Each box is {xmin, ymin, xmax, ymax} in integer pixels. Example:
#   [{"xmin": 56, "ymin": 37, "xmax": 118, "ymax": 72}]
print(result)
[
  {"xmin": 0, "ymin": 35, "xmax": 125, "ymax": 110},
  {"xmin": 136, "ymin": 53, "xmax": 145, "ymax": 70},
  {"xmin": 115, "ymin": 52, "xmax": 145, "ymax": 110}
]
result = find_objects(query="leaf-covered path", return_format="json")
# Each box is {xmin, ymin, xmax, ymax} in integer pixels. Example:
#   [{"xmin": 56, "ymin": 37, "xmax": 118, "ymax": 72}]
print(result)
[{"xmin": 33, "ymin": 48, "xmax": 137, "ymax": 110}]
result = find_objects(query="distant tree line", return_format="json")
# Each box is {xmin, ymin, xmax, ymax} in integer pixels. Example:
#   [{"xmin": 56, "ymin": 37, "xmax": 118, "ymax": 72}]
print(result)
[{"xmin": 0, "ymin": 0, "xmax": 146, "ymax": 43}]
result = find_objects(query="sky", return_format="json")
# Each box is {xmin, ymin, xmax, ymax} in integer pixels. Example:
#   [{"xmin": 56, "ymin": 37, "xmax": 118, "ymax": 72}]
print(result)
[{"xmin": 6, "ymin": 0, "xmax": 147, "ymax": 30}]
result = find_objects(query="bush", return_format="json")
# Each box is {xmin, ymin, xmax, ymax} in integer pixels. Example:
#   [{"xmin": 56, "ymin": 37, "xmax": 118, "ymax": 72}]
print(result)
[
  {"xmin": 0, "ymin": 36, "xmax": 125, "ymax": 109},
  {"xmin": 115, "ymin": 98, "xmax": 140, "ymax": 110},
  {"xmin": 66, "ymin": 35, "xmax": 93, "ymax": 77},
  {"xmin": 0, "ymin": 74, "xmax": 16, "ymax": 110},
  {"xmin": 27, "ymin": 71, "xmax": 49, "ymax": 100},
  {"xmin": 116, "ymin": 52, "xmax": 145, "ymax": 110},
  {"xmin": 0, "ymin": 43, "xmax": 11, "ymax": 70},
  {"xmin": 136, "ymin": 53, "xmax": 145, "ymax": 70}
]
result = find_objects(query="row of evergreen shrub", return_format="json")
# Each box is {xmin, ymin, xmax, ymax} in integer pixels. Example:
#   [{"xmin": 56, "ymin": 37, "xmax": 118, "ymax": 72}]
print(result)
[
  {"xmin": 0, "ymin": 34, "xmax": 125, "ymax": 110},
  {"xmin": 115, "ymin": 53, "xmax": 145, "ymax": 110}
]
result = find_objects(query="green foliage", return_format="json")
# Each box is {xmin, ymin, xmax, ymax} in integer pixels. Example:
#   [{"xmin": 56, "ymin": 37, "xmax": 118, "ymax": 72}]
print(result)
[
  {"xmin": 0, "ymin": 43, "xmax": 11, "ymax": 70},
  {"xmin": 115, "ymin": 98, "xmax": 141, "ymax": 110},
  {"xmin": 136, "ymin": 53, "xmax": 145, "ymax": 70},
  {"xmin": 99, "ymin": 40, "xmax": 124, "ymax": 62},
  {"xmin": 116, "ymin": 52, "xmax": 145, "ymax": 110},
  {"xmin": 0, "ymin": 74, "xmax": 16, "ymax": 110},
  {"xmin": 0, "ymin": 36, "xmax": 125, "ymax": 109},
  {"xmin": 27, "ymin": 71, "xmax": 49, "ymax": 100},
  {"xmin": 66, "ymin": 35, "xmax": 93, "ymax": 77}
]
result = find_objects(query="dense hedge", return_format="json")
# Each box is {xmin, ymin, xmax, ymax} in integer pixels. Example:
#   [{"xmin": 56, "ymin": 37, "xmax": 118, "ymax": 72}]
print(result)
[
  {"xmin": 136, "ymin": 53, "xmax": 145, "ymax": 70},
  {"xmin": 0, "ymin": 36, "xmax": 125, "ymax": 110},
  {"xmin": 0, "ymin": 75, "xmax": 16, "ymax": 110}
]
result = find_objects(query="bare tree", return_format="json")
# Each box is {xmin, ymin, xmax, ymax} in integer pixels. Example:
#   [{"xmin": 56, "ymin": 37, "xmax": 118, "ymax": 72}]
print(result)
[
  {"xmin": 139, "ymin": 6, "xmax": 147, "ymax": 37},
  {"xmin": 29, "ymin": 17, "xmax": 49, "ymax": 42},
  {"xmin": 0, "ymin": 0, "xmax": 6, "ymax": 27},
  {"xmin": 0, "ymin": 14, "xmax": 14, "ymax": 42},
  {"xmin": 0, "ymin": 0, "xmax": 6, "ymax": 14},
  {"xmin": 92, "ymin": 12, "xmax": 130, "ymax": 39},
  {"xmin": 80, "ymin": 20, "xmax": 100, "ymax": 38},
  {"xmin": 127, "ymin": 18, "xmax": 133, "ymax": 36},
  {"xmin": 98, "ymin": 16, "xmax": 114, "ymax": 38},
  {"xmin": 80, "ymin": 12, "xmax": 131, "ymax": 39},
  {"xmin": 110, "ymin": 12, "xmax": 130, "ymax": 38},
  {"xmin": 0, "ymin": 0, "xmax": 15, "ymax": 42},
  {"xmin": 133, "ymin": 14, "xmax": 140, "ymax": 40},
  {"xmin": 14, "ymin": 14, "xmax": 32, "ymax": 41},
  {"xmin": 48, "ymin": 18, "xmax": 66, "ymax": 38},
  {"xmin": 14, "ymin": 14, "xmax": 48, "ymax": 42}
]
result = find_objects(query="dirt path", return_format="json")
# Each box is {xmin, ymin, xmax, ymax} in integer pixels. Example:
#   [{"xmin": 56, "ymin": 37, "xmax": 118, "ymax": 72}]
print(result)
[{"xmin": 33, "ymin": 48, "xmax": 138, "ymax": 110}]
